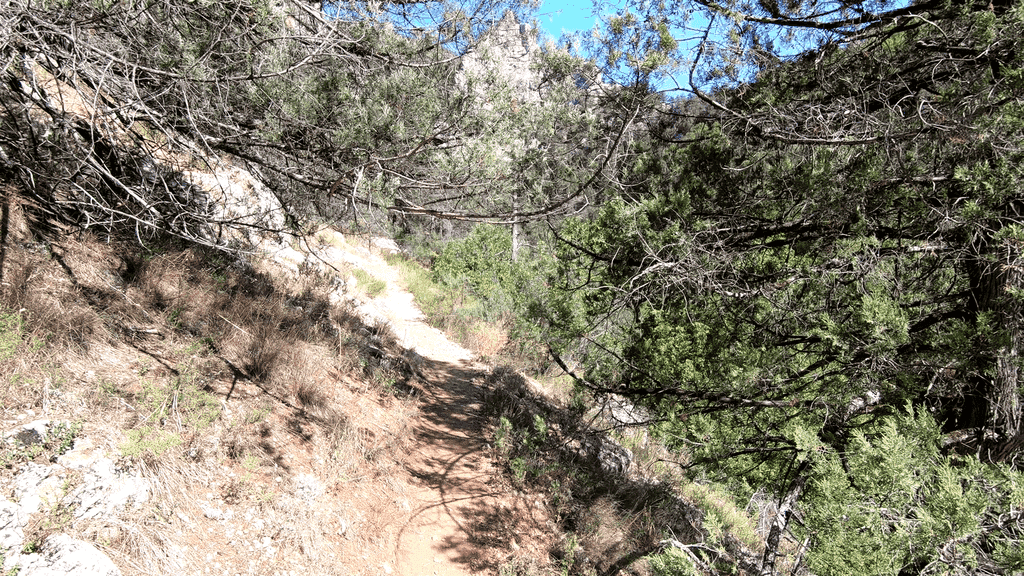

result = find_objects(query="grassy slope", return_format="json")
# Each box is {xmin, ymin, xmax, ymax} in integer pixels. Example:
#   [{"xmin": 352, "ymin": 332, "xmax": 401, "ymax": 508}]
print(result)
[{"xmin": 0, "ymin": 192, "xmax": 422, "ymax": 575}]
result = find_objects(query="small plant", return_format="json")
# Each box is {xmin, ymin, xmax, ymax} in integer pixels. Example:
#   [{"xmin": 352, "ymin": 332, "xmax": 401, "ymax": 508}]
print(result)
[
  {"xmin": 528, "ymin": 414, "xmax": 547, "ymax": 449},
  {"xmin": 136, "ymin": 367, "xmax": 220, "ymax": 429},
  {"xmin": 0, "ymin": 549, "xmax": 20, "ymax": 575},
  {"xmin": 98, "ymin": 378, "xmax": 127, "ymax": 398},
  {"xmin": 166, "ymin": 307, "xmax": 183, "ymax": 329},
  {"xmin": 181, "ymin": 337, "xmax": 215, "ymax": 356},
  {"xmin": 495, "ymin": 416, "xmax": 513, "ymax": 454},
  {"xmin": 21, "ymin": 480, "xmax": 79, "ymax": 560},
  {"xmin": 120, "ymin": 426, "xmax": 182, "ymax": 459},
  {"xmin": 242, "ymin": 453, "xmax": 260, "ymax": 470},
  {"xmin": 48, "ymin": 421, "xmax": 81, "ymax": 456},
  {"xmin": 648, "ymin": 547, "xmax": 699, "ymax": 576},
  {"xmin": 244, "ymin": 404, "xmax": 272, "ymax": 424},
  {"xmin": 0, "ymin": 421, "xmax": 82, "ymax": 468},
  {"xmin": 351, "ymin": 269, "xmax": 386, "ymax": 297},
  {"xmin": 510, "ymin": 457, "xmax": 528, "ymax": 483},
  {"xmin": 0, "ymin": 309, "xmax": 24, "ymax": 362},
  {"xmin": 221, "ymin": 475, "xmax": 252, "ymax": 505},
  {"xmin": 21, "ymin": 540, "xmax": 40, "ymax": 555},
  {"xmin": 558, "ymin": 533, "xmax": 581, "ymax": 576}
]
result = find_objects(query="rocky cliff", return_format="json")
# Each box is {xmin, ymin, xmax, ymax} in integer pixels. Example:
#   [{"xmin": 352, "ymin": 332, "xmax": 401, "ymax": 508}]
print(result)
[{"xmin": 458, "ymin": 11, "xmax": 543, "ymax": 103}]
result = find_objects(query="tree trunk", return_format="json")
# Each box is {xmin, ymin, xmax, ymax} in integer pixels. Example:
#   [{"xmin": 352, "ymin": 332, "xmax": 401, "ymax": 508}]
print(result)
[
  {"xmin": 991, "ymin": 242, "xmax": 1023, "ymax": 460},
  {"xmin": 511, "ymin": 190, "xmax": 520, "ymax": 262},
  {"xmin": 759, "ymin": 467, "xmax": 807, "ymax": 576},
  {"xmin": 961, "ymin": 224, "xmax": 1023, "ymax": 456}
]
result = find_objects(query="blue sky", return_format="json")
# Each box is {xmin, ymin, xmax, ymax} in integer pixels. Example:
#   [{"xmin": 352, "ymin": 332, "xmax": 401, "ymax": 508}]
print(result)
[{"xmin": 535, "ymin": 0, "xmax": 606, "ymax": 40}]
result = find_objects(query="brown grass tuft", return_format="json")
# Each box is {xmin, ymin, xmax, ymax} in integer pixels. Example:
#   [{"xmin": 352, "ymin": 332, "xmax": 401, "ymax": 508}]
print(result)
[{"xmin": 295, "ymin": 380, "xmax": 330, "ymax": 413}]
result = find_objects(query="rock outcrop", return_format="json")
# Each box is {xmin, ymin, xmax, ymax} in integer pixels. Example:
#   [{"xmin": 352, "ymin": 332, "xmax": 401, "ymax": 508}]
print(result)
[
  {"xmin": 14, "ymin": 535, "xmax": 121, "ymax": 576},
  {"xmin": 1, "ymin": 421, "xmax": 150, "ymax": 575},
  {"xmin": 459, "ymin": 11, "xmax": 542, "ymax": 103},
  {"xmin": 16, "ymin": 55, "xmax": 292, "ymax": 254}
]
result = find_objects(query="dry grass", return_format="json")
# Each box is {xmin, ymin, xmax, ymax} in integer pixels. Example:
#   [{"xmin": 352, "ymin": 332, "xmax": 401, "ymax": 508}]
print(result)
[{"xmin": 0, "ymin": 188, "xmax": 421, "ymax": 575}]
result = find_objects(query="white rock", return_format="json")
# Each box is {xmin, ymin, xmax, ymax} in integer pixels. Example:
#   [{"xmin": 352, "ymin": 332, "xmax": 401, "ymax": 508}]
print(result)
[
  {"xmin": 292, "ymin": 473, "xmax": 323, "ymax": 502},
  {"xmin": 13, "ymin": 534, "xmax": 121, "ymax": 576},
  {"xmin": 0, "ymin": 497, "xmax": 25, "ymax": 550},
  {"xmin": 56, "ymin": 437, "xmax": 103, "ymax": 469},
  {"xmin": 4, "ymin": 419, "xmax": 51, "ymax": 446},
  {"xmin": 13, "ymin": 463, "xmax": 61, "ymax": 516},
  {"xmin": 371, "ymin": 237, "xmax": 400, "ymax": 254},
  {"xmin": 72, "ymin": 457, "xmax": 151, "ymax": 519},
  {"xmin": 183, "ymin": 165, "xmax": 288, "ymax": 250},
  {"xmin": 202, "ymin": 506, "xmax": 224, "ymax": 521}
]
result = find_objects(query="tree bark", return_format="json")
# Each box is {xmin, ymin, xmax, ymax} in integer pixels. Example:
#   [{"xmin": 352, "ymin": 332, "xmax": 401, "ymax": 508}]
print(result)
[
  {"xmin": 759, "ymin": 465, "xmax": 807, "ymax": 576},
  {"xmin": 511, "ymin": 190, "xmax": 520, "ymax": 262}
]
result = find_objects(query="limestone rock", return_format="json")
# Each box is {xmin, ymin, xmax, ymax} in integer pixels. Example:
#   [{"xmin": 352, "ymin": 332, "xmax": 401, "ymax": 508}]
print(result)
[
  {"xmin": 70, "ymin": 456, "xmax": 151, "ymax": 520},
  {"xmin": 292, "ymin": 473, "xmax": 324, "ymax": 502},
  {"xmin": 583, "ymin": 435, "xmax": 633, "ymax": 476},
  {"xmin": 12, "ymin": 535, "xmax": 121, "ymax": 576},
  {"xmin": 184, "ymin": 165, "xmax": 289, "ymax": 249},
  {"xmin": 0, "ymin": 498, "xmax": 25, "ymax": 550},
  {"xmin": 0, "ymin": 430, "xmax": 151, "ymax": 559},
  {"xmin": 459, "ymin": 11, "xmax": 541, "ymax": 102},
  {"xmin": 4, "ymin": 419, "xmax": 51, "ymax": 448}
]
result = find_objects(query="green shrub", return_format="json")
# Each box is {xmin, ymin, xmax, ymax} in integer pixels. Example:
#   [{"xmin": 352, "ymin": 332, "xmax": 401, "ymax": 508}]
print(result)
[
  {"xmin": 429, "ymin": 224, "xmax": 555, "ymax": 367},
  {"xmin": 649, "ymin": 548, "xmax": 699, "ymax": 576},
  {"xmin": 351, "ymin": 269, "xmax": 387, "ymax": 297},
  {"xmin": 121, "ymin": 426, "xmax": 182, "ymax": 459},
  {"xmin": 136, "ymin": 366, "xmax": 220, "ymax": 430},
  {"xmin": 431, "ymin": 224, "xmax": 549, "ymax": 321},
  {"xmin": 679, "ymin": 482, "xmax": 759, "ymax": 549},
  {"xmin": 0, "ymin": 310, "xmax": 23, "ymax": 362}
]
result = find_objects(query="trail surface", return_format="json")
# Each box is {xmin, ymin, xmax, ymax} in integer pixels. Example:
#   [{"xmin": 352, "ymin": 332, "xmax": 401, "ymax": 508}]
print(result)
[{"xmin": 300, "ymin": 233, "xmax": 550, "ymax": 575}]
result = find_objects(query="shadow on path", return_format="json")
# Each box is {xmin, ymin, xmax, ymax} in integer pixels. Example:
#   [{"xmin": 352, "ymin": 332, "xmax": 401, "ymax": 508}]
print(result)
[{"xmin": 395, "ymin": 355, "xmax": 550, "ymax": 575}]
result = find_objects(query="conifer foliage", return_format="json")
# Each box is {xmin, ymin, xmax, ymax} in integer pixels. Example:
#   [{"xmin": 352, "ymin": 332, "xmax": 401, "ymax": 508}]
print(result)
[{"xmin": 551, "ymin": 0, "xmax": 1024, "ymax": 572}]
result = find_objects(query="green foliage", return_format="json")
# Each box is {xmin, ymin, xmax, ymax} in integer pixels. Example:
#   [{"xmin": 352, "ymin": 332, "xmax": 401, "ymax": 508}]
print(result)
[
  {"xmin": 495, "ymin": 416, "xmax": 514, "ymax": 454},
  {"xmin": 0, "ymin": 421, "xmax": 82, "ymax": 469},
  {"xmin": 118, "ymin": 363, "xmax": 219, "ymax": 461},
  {"xmin": 47, "ymin": 421, "xmax": 80, "ymax": 456},
  {"xmin": 493, "ymin": 412, "xmax": 553, "ymax": 486},
  {"xmin": 120, "ymin": 426, "xmax": 183, "ymax": 459},
  {"xmin": 432, "ymin": 224, "xmax": 551, "ymax": 323},
  {"xmin": 396, "ymin": 224, "xmax": 556, "ymax": 366},
  {"xmin": 136, "ymin": 367, "xmax": 221, "ymax": 430},
  {"xmin": 244, "ymin": 404, "xmax": 272, "ymax": 425},
  {"xmin": 387, "ymin": 251, "xmax": 497, "ymax": 354},
  {"xmin": 679, "ymin": 483, "xmax": 759, "ymax": 549},
  {"xmin": 648, "ymin": 548, "xmax": 699, "ymax": 576},
  {"xmin": 351, "ymin": 269, "xmax": 387, "ymax": 298},
  {"xmin": 802, "ymin": 407, "xmax": 1022, "ymax": 575},
  {"xmin": 0, "ymin": 309, "xmax": 23, "ymax": 362},
  {"xmin": 549, "ymin": 3, "xmax": 1024, "ymax": 572}
]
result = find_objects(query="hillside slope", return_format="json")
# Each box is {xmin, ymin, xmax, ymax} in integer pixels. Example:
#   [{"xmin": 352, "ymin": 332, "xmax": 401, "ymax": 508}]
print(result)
[{"xmin": 0, "ymin": 203, "xmax": 559, "ymax": 576}]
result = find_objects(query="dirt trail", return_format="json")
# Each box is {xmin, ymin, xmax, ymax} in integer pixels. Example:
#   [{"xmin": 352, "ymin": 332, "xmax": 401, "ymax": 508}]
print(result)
[{"xmin": 302, "ymin": 233, "xmax": 550, "ymax": 575}]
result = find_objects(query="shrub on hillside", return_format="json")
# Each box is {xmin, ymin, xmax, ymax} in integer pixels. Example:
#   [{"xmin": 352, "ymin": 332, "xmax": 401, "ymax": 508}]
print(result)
[{"xmin": 431, "ymin": 224, "xmax": 555, "ymax": 366}]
